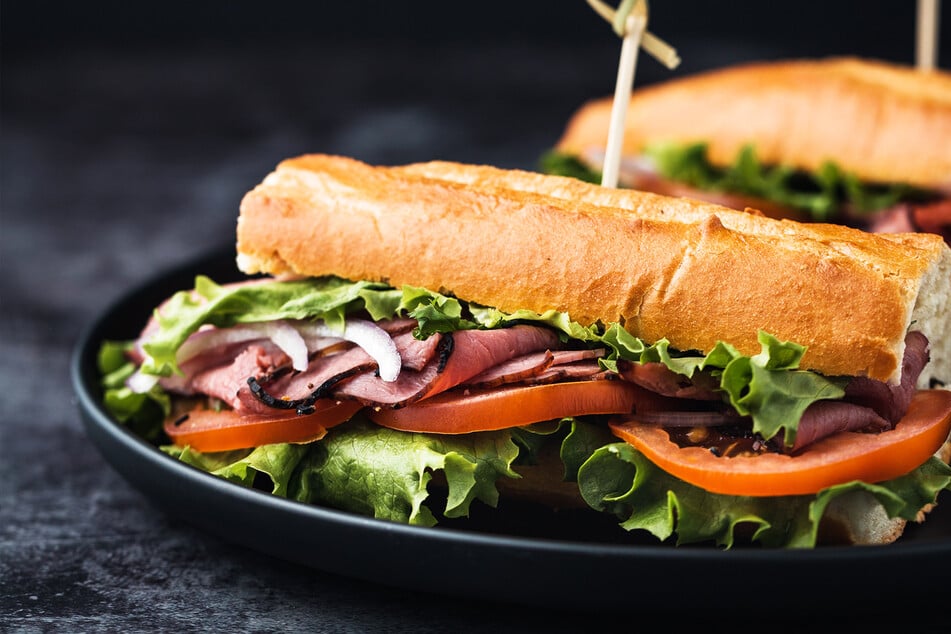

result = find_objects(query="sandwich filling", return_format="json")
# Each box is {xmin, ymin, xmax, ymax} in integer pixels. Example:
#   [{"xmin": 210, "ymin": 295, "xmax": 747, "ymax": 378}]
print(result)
[
  {"xmin": 99, "ymin": 274, "xmax": 951, "ymax": 548},
  {"xmin": 541, "ymin": 144, "xmax": 951, "ymax": 243}
]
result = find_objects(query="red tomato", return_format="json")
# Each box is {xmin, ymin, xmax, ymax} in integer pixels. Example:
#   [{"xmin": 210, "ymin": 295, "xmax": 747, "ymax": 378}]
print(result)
[
  {"xmin": 164, "ymin": 400, "xmax": 362, "ymax": 452},
  {"xmin": 369, "ymin": 380, "xmax": 648, "ymax": 433},
  {"xmin": 610, "ymin": 389, "xmax": 951, "ymax": 496}
]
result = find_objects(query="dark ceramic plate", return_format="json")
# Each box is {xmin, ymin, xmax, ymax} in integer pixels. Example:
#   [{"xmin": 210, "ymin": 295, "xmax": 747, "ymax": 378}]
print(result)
[{"xmin": 72, "ymin": 247, "xmax": 951, "ymax": 611}]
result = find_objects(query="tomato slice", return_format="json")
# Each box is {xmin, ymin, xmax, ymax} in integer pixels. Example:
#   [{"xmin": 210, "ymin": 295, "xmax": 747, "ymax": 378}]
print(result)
[
  {"xmin": 369, "ymin": 380, "xmax": 648, "ymax": 433},
  {"xmin": 164, "ymin": 400, "xmax": 363, "ymax": 452},
  {"xmin": 610, "ymin": 389, "xmax": 951, "ymax": 497}
]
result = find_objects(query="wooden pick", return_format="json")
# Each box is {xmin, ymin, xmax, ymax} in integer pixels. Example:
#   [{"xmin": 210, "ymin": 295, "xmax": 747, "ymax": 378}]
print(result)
[
  {"xmin": 586, "ymin": 0, "xmax": 680, "ymax": 70},
  {"xmin": 916, "ymin": 0, "xmax": 941, "ymax": 71},
  {"xmin": 601, "ymin": 2, "xmax": 648, "ymax": 188}
]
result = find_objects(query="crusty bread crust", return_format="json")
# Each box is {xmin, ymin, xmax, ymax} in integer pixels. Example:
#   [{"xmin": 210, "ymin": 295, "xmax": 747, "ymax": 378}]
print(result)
[
  {"xmin": 554, "ymin": 57, "xmax": 951, "ymax": 190},
  {"xmin": 236, "ymin": 154, "xmax": 951, "ymax": 387}
]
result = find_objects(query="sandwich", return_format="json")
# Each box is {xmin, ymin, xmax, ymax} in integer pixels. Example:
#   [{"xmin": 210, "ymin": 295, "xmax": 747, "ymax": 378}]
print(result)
[
  {"xmin": 542, "ymin": 57, "xmax": 951, "ymax": 241},
  {"xmin": 98, "ymin": 153, "xmax": 951, "ymax": 548}
]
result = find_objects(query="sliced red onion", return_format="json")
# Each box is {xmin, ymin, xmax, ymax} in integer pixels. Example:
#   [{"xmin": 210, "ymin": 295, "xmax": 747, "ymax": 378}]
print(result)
[
  {"xmin": 128, "ymin": 318, "xmax": 398, "ymax": 394},
  {"xmin": 261, "ymin": 321, "xmax": 310, "ymax": 371},
  {"xmin": 126, "ymin": 369, "xmax": 160, "ymax": 393},
  {"xmin": 582, "ymin": 148, "xmax": 659, "ymax": 177},
  {"xmin": 128, "ymin": 322, "xmax": 310, "ymax": 394},
  {"xmin": 174, "ymin": 321, "xmax": 309, "ymax": 372},
  {"xmin": 295, "ymin": 319, "xmax": 401, "ymax": 382},
  {"xmin": 301, "ymin": 334, "xmax": 347, "ymax": 354}
]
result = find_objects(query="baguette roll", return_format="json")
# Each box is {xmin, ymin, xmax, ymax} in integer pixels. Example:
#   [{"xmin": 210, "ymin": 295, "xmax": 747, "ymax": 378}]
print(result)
[
  {"xmin": 237, "ymin": 154, "xmax": 951, "ymax": 389},
  {"xmin": 554, "ymin": 57, "xmax": 951, "ymax": 191}
]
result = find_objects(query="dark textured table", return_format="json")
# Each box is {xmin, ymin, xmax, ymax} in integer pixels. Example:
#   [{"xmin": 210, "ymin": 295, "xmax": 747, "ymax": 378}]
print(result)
[{"xmin": 4, "ymin": 2, "xmax": 950, "ymax": 631}]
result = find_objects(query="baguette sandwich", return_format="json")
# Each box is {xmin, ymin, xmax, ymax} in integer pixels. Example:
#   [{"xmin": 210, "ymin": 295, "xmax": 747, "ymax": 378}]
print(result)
[
  {"xmin": 544, "ymin": 57, "xmax": 951, "ymax": 242},
  {"xmin": 100, "ymin": 153, "xmax": 951, "ymax": 548}
]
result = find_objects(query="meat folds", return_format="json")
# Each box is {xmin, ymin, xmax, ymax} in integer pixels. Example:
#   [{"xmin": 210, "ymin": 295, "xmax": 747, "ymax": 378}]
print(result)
[{"xmin": 152, "ymin": 313, "xmax": 932, "ymax": 453}]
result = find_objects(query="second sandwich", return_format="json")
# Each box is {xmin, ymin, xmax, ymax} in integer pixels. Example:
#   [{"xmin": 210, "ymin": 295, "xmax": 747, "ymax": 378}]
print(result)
[{"xmin": 545, "ymin": 57, "xmax": 951, "ymax": 242}]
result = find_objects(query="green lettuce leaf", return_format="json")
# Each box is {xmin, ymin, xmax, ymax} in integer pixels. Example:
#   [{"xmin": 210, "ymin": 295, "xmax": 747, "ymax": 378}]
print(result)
[
  {"xmin": 537, "ymin": 150, "xmax": 601, "ymax": 184},
  {"xmin": 559, "ymin": 419, "xmax": 617, "ymax": 480},
  {"xmin": 141, "ymin": 275, "xmax": 399, "ymax": 377},
  {"xmin": 289, "ymin": 418, "xmax": 521, "ymax": 526},
  {"xmin": 510, "ymin": 418, "xmax": 615, "ymax": 480},
  {"xmin": 716, "ymin": 331, "xmax": 846, "ymax": 445},
  {"xmin": 578, "ymin": 442, "xmax": 951, "ymax": 548},
  {"xmin": 598, "ymin": 327, "xmax": 845, "ymax": 446},
  {"xmin": 163, "ymin": 442, "xmax": 309, "ymax": 497},
  {"xmin": 402, "ymin": 283, "xmax": 605, "ymax": 344},
  {"xmin": 98, "ymin": 339, "xmax": 169, "ymax": 442},
  {"xmin": 649, "ymin": 143, "xmax": 917, "ymax": 220},
  {"xmin": 160, "ymin": 419, "xmax": 520, "ymax": 526},
  {"xmin": 539, "ymin": 145, "xmax": 917, "ymax": 221}
]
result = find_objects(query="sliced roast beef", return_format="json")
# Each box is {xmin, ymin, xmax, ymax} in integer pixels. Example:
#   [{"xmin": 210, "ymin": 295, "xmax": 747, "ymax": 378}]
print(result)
[
  {"xmin": 378, "ymin": 317, "xmax": 419, "ymax": 336},
  {"xmin": 531, "ymin": 349, "xmax": 609, "ymax": 384},
  {"xmin": 912, "ymin": 199, "xmax": 951, "ymax": 244},
  {"xmin": 188, "ymin": 342, "xmax": 292, "ymax": 410},
  {"xmin": 392, "ymin": 330, "xmax": 443, "ymax": 371},
  {"xmin": 551, "ymin": 348, "xmax": 606, "ymax": 364},
  {"xmin": 240, "ymin": 324, "xmax": 561, "ymax": 412},
  {"xmin": 460, "ymin": 348, "xmax": 605, "ymax": 389},
  {"xmin": 618, "ymin": 360, "xmax": 722, "ymax": 400},
  {"xmin": 530, "ymin": 361, "xmax": 611, "ymax": 384},
  {"xmin": 864, "ymin": 204, "xmax": 917, "ymax": 234},
  {"xmin": 328, "ymin": 341, "xmax": 451, "ymax": 408},
  {"xmin": 785, "ymin": 331, "xmax": 929, "ymax": 452},
  {"xmin": 860, "ymin": 199, "xmax": 951, "ymax": 245},
  {"xmin": 155, "ymin": 339, "xmax": 277, "ymax": 395},
  {"xmin": 461, "ymin": 350, "xmax": 555, "ymax": 389},
  {"xmin": 420, "ymin": 325, "xmax": 561, "ymax": 396},
  {"xmin": 615, "ymin": 331, "xmax": 930, "ymax": 454},
  {"xmin": 787, "ymin": 401, "xmax": 889, "ymax": 453},
  {"xmin": 240, "ymin": 331, "xmax": 449, "ymax": 413},
  {"xmin": 333, "ymin": 324, "xmax": 562, "ymax": 408},
  {"xmin": 842, "ymin": 330, "xmax": 930, "ymax": 423},
  {"xmin": 237, "ymin": 345, "xmax": 377, "ymax": 414}
]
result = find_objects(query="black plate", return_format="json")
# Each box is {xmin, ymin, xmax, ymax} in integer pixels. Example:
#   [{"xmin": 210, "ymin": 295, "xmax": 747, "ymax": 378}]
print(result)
[{"xmin": 72, "ymin": 247, "xmax": 951, "ymax": 611}]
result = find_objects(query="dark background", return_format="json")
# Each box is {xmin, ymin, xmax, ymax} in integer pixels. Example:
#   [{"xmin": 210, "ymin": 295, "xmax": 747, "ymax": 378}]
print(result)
[{"xmin": 3, "ymin": 1, "xmax": 950, "ymax": 631}]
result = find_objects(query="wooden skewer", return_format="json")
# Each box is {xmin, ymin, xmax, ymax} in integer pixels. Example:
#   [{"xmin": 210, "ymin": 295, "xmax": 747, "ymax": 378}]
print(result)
[
  {"xmin": 611, "ymin": 0, "xmax": 640, "ymax": 35},
  {"xmin": 585, "ymin": 0, "xmax": 680, "ymax": 69},
  {"xmin": 916, "ymin": 0, "xmax": 941, "ymax": 71},
  {"xmin": 601, "ymin": 5, "xmax": 648, "ymax": 188},
  {"xmin": 641, "ymin": 31, "xmax": 681, "ymax": 69}
]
